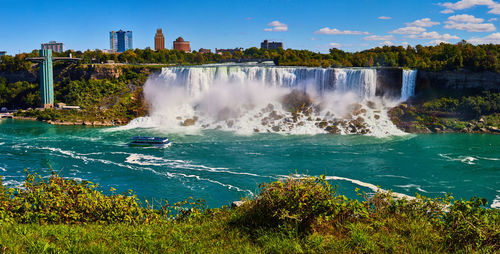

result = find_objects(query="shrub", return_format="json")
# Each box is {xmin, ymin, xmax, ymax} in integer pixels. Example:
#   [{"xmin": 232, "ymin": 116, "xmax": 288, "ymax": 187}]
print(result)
[
  {"xmin": 443, "ymin": 197, "xmax": 500, "ymax": 250},
  {"xmin": 0, "ymin": 172, "xmax": 162, "ymax": 224},
  {"xmin": 234, "ymin": 176, "xmax": 367, "ymax": 233}
]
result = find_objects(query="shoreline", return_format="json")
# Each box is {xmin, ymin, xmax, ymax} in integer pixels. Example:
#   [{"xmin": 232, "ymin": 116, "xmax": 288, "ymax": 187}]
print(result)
[{"xmin": 5, "ymin": 114, "xmax": 499, "ymax": 134}]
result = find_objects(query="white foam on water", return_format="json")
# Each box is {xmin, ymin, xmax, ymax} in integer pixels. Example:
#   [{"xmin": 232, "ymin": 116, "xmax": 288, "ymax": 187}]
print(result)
[
  {"xmin": 124, "ymin": 153, "xmax": 262, "ymax": 177},
  {"xmin": 24, "ymin": 146, "xmax": 254, "ymax": 195},
  {"xmin": 492, "ymin": 191, "xmax": 500, "ymax": 209},
  {"xmin": 0, "ymin": 166, "xmax": 6, "ymax": 172},
  {"xmin": 2, "ymin": 179, "xmax": 24, "ymax": 188},
  {"xmin": 375, "ymin": 174, "xmax": 409, "ymax": 179},
  {"xmin": 280, "ymin": 174, "xmax": 415, "ymax": 200},
  {"xmin": 477, "ymin": 156, "xmax": 500, "ymax": 161},
  {"xmin": 439, "ymin": 154, "xmax": 478, "ymax": 165},
  {"xmin": 395, "ymin": 184, "xmax": 428, "ymax": 193},
  {"xmin": 324, "ymin": 175, "xmax": 416, "ymax": 200}
]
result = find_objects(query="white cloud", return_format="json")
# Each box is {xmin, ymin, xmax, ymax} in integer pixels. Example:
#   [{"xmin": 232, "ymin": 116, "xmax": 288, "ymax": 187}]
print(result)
[
  {"xmin": 490, "ymin": 17, "xmax": 498, "ymax": 21},
  {"xmin": 468, "ymin": 32, "xmax": 500, "ymax": 43},
  {"xmin": 314, "ymin": 27, "xmax": 370, "ymax": 35},
  {"xmin": 391, "ymin": 26, "xmax": 427, "ymax": 34},
  {"xmin": 363, "ymin": 35, "xmax": 396, "ymax": 41},
  {"xmin": 440, "ymin": 0, "xmax": 500, "ymax": 15},
  {"xmin": 311, "ymin": 37, "xmax": 318, "ymax": 41},
  {"xmin": 441, "ymin": 9, "xmax": 455, "ymax": 14},
  {"xmin": 264, "ymin": 21, "xmax": 288, "ymax": 32},
  {"xmin": 444, "ymin": 15, "xmax": 496, "ymax": 32},
  {"xmin": 428, "ymin": 40, "xmax": 451, "ymax": 45},
  {"xmin": 406, "ymin": 18, "xmax": 440, "ymax": 27},
  {"xmin": 448, "ymin": 14, "xmax": 484, "ymax": 23},
  {"xmin": 378, "ymin": 16, "xmax": 392, "ymax": 20},
  {"xmin": 380, "ymin": 41, "xmax": 394, "ymax": 46},
  {"xmin": 407, "ymin": 31, "xmax": 460, "ymax": 40},
  {"xmin": 444, "ymin": 21, "xmax": 496, "ymax": 31},
  {"xmin": 329, "ymin": 42, "xmax": 342, "ymax": 48}
]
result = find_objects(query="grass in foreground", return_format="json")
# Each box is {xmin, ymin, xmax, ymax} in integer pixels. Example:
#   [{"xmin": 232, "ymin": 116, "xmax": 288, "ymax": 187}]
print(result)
[{"xmin": 0, "ymin": 173, "xmax": 498, "ymax": 253}]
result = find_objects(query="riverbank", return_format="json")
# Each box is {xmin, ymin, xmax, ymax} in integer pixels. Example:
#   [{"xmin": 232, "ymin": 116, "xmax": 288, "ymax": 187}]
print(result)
[
  {"xmin": 388, "ymin": 92, "xmax": 500, "ymax": 134},
  {"xmin": 0, "ymin": 174, "xmax": 498, "ymax": 253}
]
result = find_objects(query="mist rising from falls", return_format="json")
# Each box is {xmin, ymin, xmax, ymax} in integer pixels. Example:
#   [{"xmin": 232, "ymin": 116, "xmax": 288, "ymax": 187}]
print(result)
[
  {"xmin": 401, "ymin": 70, "xmax": 417, "ymax": 101},
  {"xmin": 122, "ymin": 65, "xmax": 406, "ymax": 137}
]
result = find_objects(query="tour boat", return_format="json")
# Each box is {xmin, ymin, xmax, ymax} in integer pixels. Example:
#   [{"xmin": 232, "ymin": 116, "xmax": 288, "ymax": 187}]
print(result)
[{"xmin": 129, "ymin": 137, "xmax": 171, "ymax": 148}]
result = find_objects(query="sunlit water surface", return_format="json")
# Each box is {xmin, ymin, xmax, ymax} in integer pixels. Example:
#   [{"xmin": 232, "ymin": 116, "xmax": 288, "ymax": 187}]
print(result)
[{"xmin": 0, "ymin": 119, "xmax": 498, "ymax": 208}]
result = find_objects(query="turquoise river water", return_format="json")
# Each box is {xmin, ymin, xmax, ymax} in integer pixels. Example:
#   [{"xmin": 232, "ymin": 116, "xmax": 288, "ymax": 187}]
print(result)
[{"xmin": 0, "ymin": 119, "xmax": 499, "ymax": 208}]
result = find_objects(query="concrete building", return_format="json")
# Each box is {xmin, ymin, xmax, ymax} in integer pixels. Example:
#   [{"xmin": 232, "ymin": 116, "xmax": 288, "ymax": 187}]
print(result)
[
  {"xmin": 260, "ymin": 40, "xmax": 283, "ymax": 50},
  {"xmin": 41, "ymin": 41, "xmax": 64, "ymax": 53},
  {"xmin": 173, "ymin": 37, "xmax": 190, "ymax": 52},
  {"xmin": 39, "ymin": 49, "xmax": 54, "ymax": 108},
  {"xmin": 199, "ymin": 48, "xmax": 212, "ymax": 54},
  {"xmin": 154, "ymin": 29, "xmax": 165, "ymax": 51},
  {"xmin": 110, "ymin": 30, "xmax": 133, "ymax": 53},
  {"xmin": 216, "ymin": 48, "xmax": 243, "ymax": 55}
]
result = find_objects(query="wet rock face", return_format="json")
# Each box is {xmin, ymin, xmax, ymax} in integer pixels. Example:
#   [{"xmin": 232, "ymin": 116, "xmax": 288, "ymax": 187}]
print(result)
[
  {"xmin": 376, "ymin": 67, "xmax": 403, "ymax": 98},
  {"xmin": 416, "ymin": 70, "xmax": 500, "ymax": 95},
  {"xmin": 182, "ymin": 118, "xmax": 196, "ymax": 126},
  {"xmin": 281, "ymin": 90, "xmax": 313, "ymax": 113}
]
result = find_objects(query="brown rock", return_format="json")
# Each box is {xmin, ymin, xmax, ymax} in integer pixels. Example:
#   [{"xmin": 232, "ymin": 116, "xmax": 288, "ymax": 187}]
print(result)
[
  {"xmin": 182, "ymin": 118, "xmax": 196, "ymax": 126},
  {"xmin": 319, "ymin": 121, "xmax": 328, "ymax": 128}
]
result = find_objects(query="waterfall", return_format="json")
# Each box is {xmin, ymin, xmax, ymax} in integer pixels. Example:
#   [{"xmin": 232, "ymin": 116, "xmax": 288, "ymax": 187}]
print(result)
[
  {"xmin": 333, "ymin": 68, "xmax": 377, "ymax": 99},
  {"xmin": 401, "ymin": 70, "xmax": 417, "ymax": 101},
  {"xmin": 118, "ymin": 64, "xmax": 406, "ymax": 137},
  {"xmin": 158, "ymin": 66, "xmax": 336, "ymax": 97},
  {"xmin": 158, "ymin": 66, "xmax": 380, "ymax": 99}
]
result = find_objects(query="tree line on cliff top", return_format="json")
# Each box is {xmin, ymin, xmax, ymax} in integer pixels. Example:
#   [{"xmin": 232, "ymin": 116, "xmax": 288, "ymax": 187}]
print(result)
[{"xmin": 1, "ymin": 40, "xmax": 499, "ymax": 72}]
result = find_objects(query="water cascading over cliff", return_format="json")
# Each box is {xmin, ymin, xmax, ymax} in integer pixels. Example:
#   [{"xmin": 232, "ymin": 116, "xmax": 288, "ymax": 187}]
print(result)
[
  {"xmin": 401, "ymin": 70, "xmax": 417, "ymax": 101},
  {"xmin": 123, "ymin": 65, "xmax": 406, "ymax": 137}
]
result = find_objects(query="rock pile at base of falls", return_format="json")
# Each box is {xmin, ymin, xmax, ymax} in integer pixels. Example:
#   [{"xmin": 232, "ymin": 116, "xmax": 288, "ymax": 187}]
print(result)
[{"xmin": 174, "ymin": 90, "xmax": 374, "ymax": 134}]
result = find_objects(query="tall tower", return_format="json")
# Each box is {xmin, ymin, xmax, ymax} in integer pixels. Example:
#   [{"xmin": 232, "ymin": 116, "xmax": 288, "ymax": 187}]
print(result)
[
  {"xmin": 110, "ymin": 30, "xmax": 133, "ymax": 53},
  {"xmin": 154, "ymin": 29, "xmax": 165, "ymax": 51},
  {"xmin": 39, "ymin": 49, "xmax": 54, "ymax": 108}
]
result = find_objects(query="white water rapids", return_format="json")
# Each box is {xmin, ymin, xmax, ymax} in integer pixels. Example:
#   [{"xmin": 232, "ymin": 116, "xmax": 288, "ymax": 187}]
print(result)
[{"xmin": 120, "ymin": 65, "xmax": 417, "ymax": 137}]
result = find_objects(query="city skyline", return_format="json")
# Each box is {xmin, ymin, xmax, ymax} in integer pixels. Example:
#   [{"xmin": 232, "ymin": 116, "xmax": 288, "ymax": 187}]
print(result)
[{"xmin": 1, "ymin": 0, "xmax": 500, "ymax": 55}]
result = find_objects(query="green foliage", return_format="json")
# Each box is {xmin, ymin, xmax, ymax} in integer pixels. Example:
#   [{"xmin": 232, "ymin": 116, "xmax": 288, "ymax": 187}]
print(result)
[
  {"xmin": 15, "ymin": 109, "xmax": 62, "ymax": 121},
  {"xmin": 58, "ymin": 79, "xmax": 127, "ymax": 108},
  {"xmin": 0, "ymin": 172, "xmax": 162, "ymax": 224},
  {"xmin": 0, "ymin": 53, "xmax": 33, "ymax": 72},
  {"xmin": 0, "ymin": 77, "xmax": 39, "ymax": 109},
  {"xmin": 422, "ymin": 92, "xmax": 500, "ymax": 118},
  {"xmin": 2, "ymin": 41, "xmax": 500, "ymax": 73},
  {"xmin": 0, "ymin": 174, "xmax": 498, "ymax": 253},
  {"xmin": 443, "ymin": 197, "xmax": 500, "ymax": 250},
  {"xmin": 234, "ymin": 176, "xmax": 367, "ymax": 233}
]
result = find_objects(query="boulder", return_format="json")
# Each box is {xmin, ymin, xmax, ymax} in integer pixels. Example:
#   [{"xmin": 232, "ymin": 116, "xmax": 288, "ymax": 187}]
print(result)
[
  {"xmin": 281, "ymin": 90, "xmax": 312, "ymax": 113},
  {"xmin": 231, "ymin": 200, "xmax": 245, "ymax": 208},
  {"xmin": 182, "ymin": 118, "xmax": 196, "ymax": 126}
]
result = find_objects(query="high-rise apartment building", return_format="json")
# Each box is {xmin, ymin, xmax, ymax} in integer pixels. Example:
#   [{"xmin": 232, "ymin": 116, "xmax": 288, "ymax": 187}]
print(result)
[
  {"xmin": 110, "ymin": 30, "xmax": 133, "ymax": 53},
  {"xmin": 154, "ymin": 29, "xmax": 165, "ymax": 51},
  {"xmin": 41, "ymin": 41, "xmax": 64, "ymax": 53}
]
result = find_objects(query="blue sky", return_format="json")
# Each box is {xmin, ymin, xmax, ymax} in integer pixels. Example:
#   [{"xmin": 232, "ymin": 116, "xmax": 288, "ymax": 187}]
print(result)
[{"xmin": 1, "ymin": 0, "xmax": 500, "ymax": 54}]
